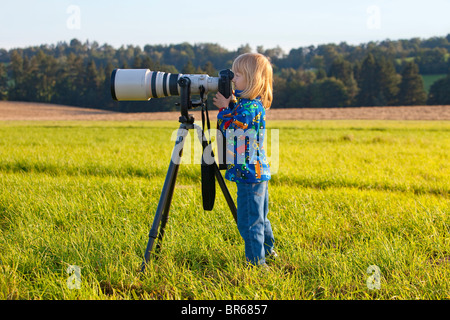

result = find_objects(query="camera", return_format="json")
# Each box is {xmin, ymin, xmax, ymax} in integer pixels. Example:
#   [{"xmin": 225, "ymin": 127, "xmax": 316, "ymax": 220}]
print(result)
[{"xmin": 111, "ymin": 68, "xmax": 234, "ymax": 101}]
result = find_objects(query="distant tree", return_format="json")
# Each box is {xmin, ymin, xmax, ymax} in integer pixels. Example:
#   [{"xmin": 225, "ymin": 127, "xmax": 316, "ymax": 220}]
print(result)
[
  {"xmin": 281, "ymin": 48, "xmax": 305, "ymax": 69},
  {"xmin": 317, "ymin": 44, "xmax": 341, "ymax": 71},
  {"xmin": 397, "ymin": 62, "xmax": 427, "ymax": 105},
  {"xmin": 84, "ymin": 60, "xmax": 101, "ymax": 107},
  {"xmin": 307, "ymin": 78, "xmax": 349, "ymax": 108},
  {"xmin": 201, "ymin": 61, "xmax": 217, "ymax": 76},
  {"xmin": 316, "ymin": 68, "xmax": 327, "ymax": 80},
  {"xmin": 52, "ymin": 53, "xmax": 85, "ymax": 106},
  {"xmin": 0, "ymin": 63, "xmax": 8, "ymax": 100},
  {"xmin": 69, "ymin": 38, "xmax": 84, "ymax": 54},
  {"xmin": 416, "ymin": 48, "xmax": 448, "ymax": 74},
  {"xmin": 261, "ymin": 46, "xmax": 285, "ymax": 60},
  {"xmin": 237, "ymin": 44, "xmax": 252, "ymax": 55},
  {"xmin": 356, "ymin": 53, "xmax": 400, "ymax": 106},
  {"xmin": 32, "ymin": 50, "xmax": 58, "ymax": 102},
  {"xmin": 132, "ymin": 55, "xmax": 142, "ymax": 68},
  {"xmin": 355, "ymin": 53, "xmax": 379, "ymax": 106},
  {"xmin": 328, "ymin": 58, "xmax": 359, "ymax": 105},
  {"xmin": 427, "ymin": 74, "xmax": 450, "ymax": 105},
  {"xmin": 0, "ymin": 49, "xmax": 8, "ymax": 63},
  {"xmin": 376, "ymin": 56, "xmax": 400, "ymax": 105},
  {"xmin": 141, "ymin": 56, "xmax": 157, "ymax": 70},
  {"xmin": 272, "ymin": 68, "xmax": 316, "ymax": 107},
  {"xmin": 312, "ymin": 55, "xmax": 325, "ymax": 70},
  {"xmin": 102, "ymin": 62, "xmax": 116, "ymax": 109},
  {"xmin": 181, "ymin": 60, "xmax": 196, "ymax": 74},
  {"xmin": 8, "ymin": 51, "xmax": 26, "ymax": 100}
]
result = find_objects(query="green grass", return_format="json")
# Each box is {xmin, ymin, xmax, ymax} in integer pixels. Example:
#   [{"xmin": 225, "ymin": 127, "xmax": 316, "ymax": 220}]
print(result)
[
  {"xmin": 422, "ymin": 74, "xmax": 448, "ymax": 93},
  {"xmin": 0, "ymin": 120, "xmax": 449, "ymax": 299}
]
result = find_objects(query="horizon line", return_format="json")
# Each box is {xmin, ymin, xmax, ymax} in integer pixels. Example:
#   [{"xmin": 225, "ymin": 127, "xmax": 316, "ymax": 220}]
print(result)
[{"xmin": 2, "ymin": 33, "xmax": 449, "ymax": 53}]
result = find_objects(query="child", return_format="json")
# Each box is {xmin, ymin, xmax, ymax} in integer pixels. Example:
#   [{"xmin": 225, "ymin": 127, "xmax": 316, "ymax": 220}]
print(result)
[{"xmin": 213, "ymin": 53, "xmax": 276, "ymax": 267}]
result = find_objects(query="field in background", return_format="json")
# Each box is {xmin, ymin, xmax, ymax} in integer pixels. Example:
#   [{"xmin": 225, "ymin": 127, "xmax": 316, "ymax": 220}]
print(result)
[
  {"xmin": 422, "ymin": 74, "xmax": 448, "ymax": 93},
  {"xmin": 0, "ymin": 105, "xmax": 449, "ymax": 299},
  {"xmin": 1, "ymin": 101, "xmax": 450, "ymax": 121}
]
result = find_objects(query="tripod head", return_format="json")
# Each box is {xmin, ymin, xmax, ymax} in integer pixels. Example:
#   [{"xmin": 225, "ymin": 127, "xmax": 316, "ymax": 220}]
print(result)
[
  {"xmin": 176, "ymin": 76, "xmax": 204, "ymax": 125},
  {"xmin": 177, "ymin": 68, "xmax": 234, "ymax": 125}
]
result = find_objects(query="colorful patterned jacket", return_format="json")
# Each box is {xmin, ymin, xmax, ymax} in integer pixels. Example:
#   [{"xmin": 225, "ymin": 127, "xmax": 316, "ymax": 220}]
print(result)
[{"xmin": 217, "ymin": 91, "xmax": 271, "ymax": 184}]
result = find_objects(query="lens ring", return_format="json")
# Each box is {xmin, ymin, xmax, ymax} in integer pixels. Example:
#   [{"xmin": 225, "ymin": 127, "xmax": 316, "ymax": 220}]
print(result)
[
  {"xmin": 162, "ymin": 73, "xmax": 169, "ymax": 97},
  {"xmin": 151, "ymin": 72, "xmax": 158, "ymax": 98}
]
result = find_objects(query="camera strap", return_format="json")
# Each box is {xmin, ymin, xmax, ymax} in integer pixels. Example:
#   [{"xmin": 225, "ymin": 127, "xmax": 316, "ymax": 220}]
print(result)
[
  {"xmin": 200, "ymin": 86, "xmax": 215, "ymax": 211},
  {"xmin": 200, "ymin": 89, "xmax": 212, "ymax": 147}
]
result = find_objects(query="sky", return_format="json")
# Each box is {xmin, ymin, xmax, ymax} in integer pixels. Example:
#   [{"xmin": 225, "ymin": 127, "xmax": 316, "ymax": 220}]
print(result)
[{"xmin": 1, "ymin": 0, "xmax": 450, "ymax": 53}]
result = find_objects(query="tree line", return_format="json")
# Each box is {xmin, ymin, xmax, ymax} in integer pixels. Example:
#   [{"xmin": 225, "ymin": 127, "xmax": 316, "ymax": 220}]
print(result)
[{"xmin": 0, "ymin": 35, "xmax": 449, "ymax": 112}]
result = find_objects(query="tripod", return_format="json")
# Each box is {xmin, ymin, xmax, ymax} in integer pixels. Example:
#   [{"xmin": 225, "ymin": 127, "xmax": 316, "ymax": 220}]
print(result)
[{"xmin": 140, "ymin": 77, "xmax": 237, "ymax": 273}]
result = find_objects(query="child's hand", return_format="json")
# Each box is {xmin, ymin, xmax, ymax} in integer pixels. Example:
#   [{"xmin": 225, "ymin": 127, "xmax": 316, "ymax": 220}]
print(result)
[{"xmin": 213, "ymin": 92, "xmax": 232, "ymax": 109}]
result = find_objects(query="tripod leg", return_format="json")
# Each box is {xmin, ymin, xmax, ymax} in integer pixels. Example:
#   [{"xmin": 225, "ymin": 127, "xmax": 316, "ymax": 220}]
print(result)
[
  {"xmin": 141, "ymin": 126, "xmax": 188, "ymax": 273},
  {"xmin": 155, "ymin": 159, "xmax": 180, "ymax": 253},
  {"xmin": 214, "ymin": 163, "xmax": 237, "ymax": 223}
]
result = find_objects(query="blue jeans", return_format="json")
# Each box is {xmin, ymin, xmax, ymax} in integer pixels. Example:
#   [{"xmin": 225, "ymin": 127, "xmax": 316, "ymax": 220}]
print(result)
[{"xmin": 236, "ymin": 180, "xmax": 275, "ymax": 265}]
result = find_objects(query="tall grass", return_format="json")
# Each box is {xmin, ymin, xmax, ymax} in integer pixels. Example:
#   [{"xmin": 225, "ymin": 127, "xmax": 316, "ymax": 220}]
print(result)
[{"xmin": 0, "ymin": 120, "xmax": 449, "ymax": 299}]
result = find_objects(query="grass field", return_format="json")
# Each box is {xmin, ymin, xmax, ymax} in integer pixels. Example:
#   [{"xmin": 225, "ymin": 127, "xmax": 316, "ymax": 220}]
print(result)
[
  {"xmin": 422, "ymin": 74, "xmax": 448, "ymax": 93},
  {"xmin": 0, "ymin": 120, "xmax": 449, "ymax": 300}
]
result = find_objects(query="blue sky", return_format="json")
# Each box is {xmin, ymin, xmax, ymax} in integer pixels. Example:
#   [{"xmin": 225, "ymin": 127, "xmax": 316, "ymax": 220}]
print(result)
[{"xmin": 1, "ymin": 0, "xmax": 449, "ymax": 53}]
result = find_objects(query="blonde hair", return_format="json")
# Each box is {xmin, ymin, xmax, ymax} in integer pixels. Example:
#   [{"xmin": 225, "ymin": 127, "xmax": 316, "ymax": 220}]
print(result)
[{"xmin": 232, "ymin": 53, "xmax": 273, "ymax": 109}]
